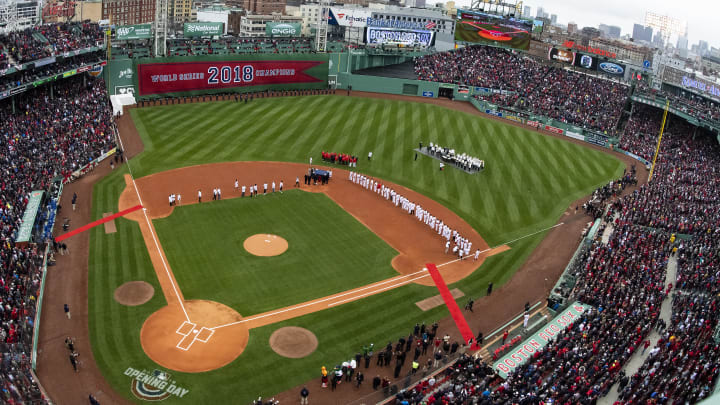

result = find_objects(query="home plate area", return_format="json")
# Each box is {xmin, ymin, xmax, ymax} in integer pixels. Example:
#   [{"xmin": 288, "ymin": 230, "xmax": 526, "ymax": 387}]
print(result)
[{"xmin": 175, "ymin": 321, "xmax": 214, "ymax": 350}]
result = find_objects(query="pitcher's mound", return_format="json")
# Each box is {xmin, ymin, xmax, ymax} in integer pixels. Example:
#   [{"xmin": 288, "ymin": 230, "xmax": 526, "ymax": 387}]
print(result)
[
  {"xmin": 114, "ymin": 281, "xmax": 154, "ymax": 306},
  {"xmin": 270, "ymin": 327, "xmax": 318, "ymax": 358},
  {"xmin": 244, "ymin": 234, "xmax": 288, "ymax": 256}
]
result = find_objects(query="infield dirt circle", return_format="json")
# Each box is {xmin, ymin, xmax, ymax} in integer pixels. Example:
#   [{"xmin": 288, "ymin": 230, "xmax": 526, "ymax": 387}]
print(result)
[
  {"xmin": 244, "ymin": 234, "xmax": 288, "ymax": 256},
  {"xmin": 140, "ymin": 300, "xmax": 249, "ymax": 373},
  {"xmin": 269, "ymin": 327, "xmax": 318, "ymax": 358},
  {"xmin": 114, "ymin": 281, "xmax": 154, "ymax": 306}
]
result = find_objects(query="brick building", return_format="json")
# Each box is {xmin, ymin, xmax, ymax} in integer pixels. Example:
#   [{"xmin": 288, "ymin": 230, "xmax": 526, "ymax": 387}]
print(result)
[
  {"xmin": 102, "ymin": 0, "xmax": 155, "ymax": 25},
  {"xmin": 243, "ymin": 0, "xmax": 285, "ymax": 15}
]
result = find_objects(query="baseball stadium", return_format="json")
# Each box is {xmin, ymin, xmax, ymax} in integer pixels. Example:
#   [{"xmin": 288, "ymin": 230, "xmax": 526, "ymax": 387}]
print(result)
[{"xmin": 1, "ymin": 1, "xmax": 719, "ymax": 405}]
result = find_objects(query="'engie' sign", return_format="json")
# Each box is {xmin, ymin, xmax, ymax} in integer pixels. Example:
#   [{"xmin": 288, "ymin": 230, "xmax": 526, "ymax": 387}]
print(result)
[{"xmin": 493, "ymin": 302, "xmax": 593, "ymax": 379}]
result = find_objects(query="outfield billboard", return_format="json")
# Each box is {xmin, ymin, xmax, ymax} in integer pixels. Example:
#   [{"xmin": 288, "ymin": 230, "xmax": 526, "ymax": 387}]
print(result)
[
  {"xmin": 548, "ymin": 48, "xmax": 575, "ymax": 65},
  {"xmin": 184, "ymin": 22, "xmax": 224, "ymax": 37},
  {"xmin": 134, "ymin": 54, "xmax": 329, "ymax": 98},
  {"xmin": 266, "ymin": 22, "xmax": 301, "ymax": 37},
  {"xmin": 597, "ymin": 61, "xmax": 626, "ymax": 76},
  {"xmin": 365, "ymin": 27, "xmax": 435, "ymax": 47},
  {"xmin": 327, "ymin": 7, "xmax": 372, "ymax": 27},
  {"xmin": 574, "ymin": 53, "xmax": 598, "ymax": 70},
  {"xmin": 116, "ymin": 24, "xmax": 153, "ymax": 40},
  {"xmin": 455, "ymin": 9, "xmax": 532, "ymax": 50}
]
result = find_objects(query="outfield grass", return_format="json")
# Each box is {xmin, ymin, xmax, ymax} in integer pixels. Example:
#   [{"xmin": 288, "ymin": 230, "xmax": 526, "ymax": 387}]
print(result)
[
  {"xmin": 87, "ymin": 96, "xmax": 624, "ymax": 403},
  {"xmin": 153, "ymin": 190, "xmax": 399, "ymax": 314},
  {"xmin": 130, "ymin": 96, "xmax": 623, "ymax": 246}
]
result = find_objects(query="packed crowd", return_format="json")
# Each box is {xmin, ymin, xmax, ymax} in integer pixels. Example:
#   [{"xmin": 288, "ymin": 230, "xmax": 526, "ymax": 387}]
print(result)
[
  {"xmin": 636, "ymin": 82, "xmax": 720, "ymax": 125},
  {"xmin": 0, "ymin": 22, "xmax": 103, "ymax": 66},
  {"xmin": 348, "ymin": 171, "xmax": 475, "ymax": 261},
  {"xmin": 321, "ymin": 151, "xmax": 358, "ymax": 167},
  {"xmin": 391, "ymin": 105, "xmax": 720, "ymax": 403},
  {"xmin": 0, "ymin": 75, "xmax": 116, "ymax": 404},
  {"xmin": 619, "ymin": 103, "xmax": 664, "ymax": 161},
  {"xmin": 0, "ymin": 51, "xmax": 104, "ymax": 92},
  {"xmin": 167, "ymin": 37, "xmax": 317, "ymax": 56},
  {"xmin": 414, "ymin": 46, "xmax": 628, "ymax": 133}
]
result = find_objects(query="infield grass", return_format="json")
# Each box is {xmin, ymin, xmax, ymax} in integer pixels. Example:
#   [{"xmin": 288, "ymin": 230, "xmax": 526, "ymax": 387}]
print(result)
[
  {"xmin": 87, "ymin": 96, "xmax": 625, "ymax": 403},
  {"xmin": 153, "ymin": 190, "xmax": 399, "ymax": 314}
]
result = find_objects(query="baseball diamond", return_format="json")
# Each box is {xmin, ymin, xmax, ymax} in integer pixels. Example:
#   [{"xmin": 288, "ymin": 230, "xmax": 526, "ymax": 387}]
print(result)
[
  {"xmin": 6, "ymin": 16, "xmax": 718, "ymax": 405},
  {"xmin": 73, "ymin": 94, "xmax": 627, "ymax": 404}
]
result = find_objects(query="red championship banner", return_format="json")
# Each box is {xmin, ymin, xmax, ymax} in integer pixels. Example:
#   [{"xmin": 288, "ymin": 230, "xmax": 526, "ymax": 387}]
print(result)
[{"xmin": 137, "ymin": 60, "xmax": 325, "ymax": 96}]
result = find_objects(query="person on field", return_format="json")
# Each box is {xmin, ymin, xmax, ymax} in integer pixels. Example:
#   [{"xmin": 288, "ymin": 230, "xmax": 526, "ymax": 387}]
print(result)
[
  {"xmin": 300, "ymin": 386, "xmax": 309, "ymax": 404},
  {"xmin": 198, "ymin": 189, "xmax": 202, "ymax": 203}
]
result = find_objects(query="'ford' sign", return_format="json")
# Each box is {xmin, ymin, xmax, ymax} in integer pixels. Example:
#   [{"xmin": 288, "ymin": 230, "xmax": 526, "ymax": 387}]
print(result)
[{"xmin": 598, "ymin": 62, "xmax": 624, "ymax": 75}]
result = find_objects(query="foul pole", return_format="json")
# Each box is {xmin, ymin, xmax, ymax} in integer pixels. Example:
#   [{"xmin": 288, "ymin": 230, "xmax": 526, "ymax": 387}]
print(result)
[{"xmin": 648, "ymin": 99, "xmax": 670, "ymax": 182}]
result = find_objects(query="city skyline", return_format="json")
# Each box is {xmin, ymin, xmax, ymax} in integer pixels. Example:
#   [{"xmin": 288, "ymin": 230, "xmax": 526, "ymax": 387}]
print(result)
[{"xmin": 447, "ymin": 0, "xmax": 718, "ymax": 50}]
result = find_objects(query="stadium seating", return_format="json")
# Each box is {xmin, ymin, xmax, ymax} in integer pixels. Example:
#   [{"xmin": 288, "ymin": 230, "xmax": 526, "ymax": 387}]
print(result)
[
  {"xmin": 0, "ymin": 22, "xmax": 103, "ymax": 66},
  {"xmin": 0, "ymin": 75, "xmax": 116, "ymax": 404},
  {"xmin": 401, "ymin": 108, "xmax": 720, "ymax": 404},
  {"xmin": 414, "ymin": 46, "xmax": 629, "ymax": 133}
]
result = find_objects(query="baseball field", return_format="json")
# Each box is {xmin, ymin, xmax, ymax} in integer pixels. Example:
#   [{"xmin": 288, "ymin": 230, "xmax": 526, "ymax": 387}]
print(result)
[{"xmin": 87, "ymin": 95, "xmax": 623, "ymax": 403}]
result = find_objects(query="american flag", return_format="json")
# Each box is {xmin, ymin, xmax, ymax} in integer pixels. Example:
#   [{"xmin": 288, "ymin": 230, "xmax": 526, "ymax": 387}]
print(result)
[{"xmin": 425, "ymin": 21, "xmax": 436, "ymax": 29}]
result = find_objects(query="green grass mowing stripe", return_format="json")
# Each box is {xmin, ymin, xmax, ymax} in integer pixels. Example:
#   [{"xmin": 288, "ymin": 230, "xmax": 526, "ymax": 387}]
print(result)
[
  {"xmin": 264, "ymin": 97, "xmax": 330, "ymax": 155},
  {"xmin": 239, "ymin": 99, "xmax": 311, "ymax": 158},
  {"xmin": 169, "ymin": 102, "xmax": 252, "ymax": 161},
  {"xmin": 289, "ymin": 97, "xmax": 354, "ymax": 158}
]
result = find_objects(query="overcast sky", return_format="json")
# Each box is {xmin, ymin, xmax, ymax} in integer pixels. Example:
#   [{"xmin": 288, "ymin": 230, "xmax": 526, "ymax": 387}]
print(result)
[{"xmin": 448, "ymin": 0, "xmax": 719, "ymax": 49}]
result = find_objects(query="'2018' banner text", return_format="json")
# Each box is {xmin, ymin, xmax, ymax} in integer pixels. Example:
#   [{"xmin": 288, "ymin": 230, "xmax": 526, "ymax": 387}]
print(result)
[{"xmin": 136, "ymin": 57, "xmax": 328, "ymax": 97}]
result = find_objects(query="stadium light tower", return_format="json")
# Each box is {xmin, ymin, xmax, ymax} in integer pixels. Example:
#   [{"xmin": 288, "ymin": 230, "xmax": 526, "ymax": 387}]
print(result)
[
  {"xmin": 315, "ymin": 0, "xmax": 329, "ymax": 52},
  {"xmin": 644, "ymin": 11, "xmax": 686, "ymax": 45},
  {"xmin": 470, "ymin": 0, "xmax": 522, "ymax": 17},
  {"xmin": 154, "ymin": 0, "xmax": 169, "ymax": 57},
  {"xmin": 0, "ymin": 1, "xmax": 20, "ymax": 34}
]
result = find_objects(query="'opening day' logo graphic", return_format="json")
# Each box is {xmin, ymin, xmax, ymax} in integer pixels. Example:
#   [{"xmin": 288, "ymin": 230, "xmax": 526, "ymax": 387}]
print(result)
[{"xmin": 124, "ymin": 367, "xmax": 190, "ymax": 401}]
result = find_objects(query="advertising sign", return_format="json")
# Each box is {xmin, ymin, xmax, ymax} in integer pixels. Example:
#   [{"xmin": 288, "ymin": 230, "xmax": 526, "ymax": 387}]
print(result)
[
  {"xmin": 327, "ymin": 7, "xmax": 372, "ymax": 27},
  {"xmin": 16, "ymin": 191, "xmax": 44, "ymax": 243},
  {"xmin": 135, "ymin": 55, "xmax": 329, "ymax": 97},
  {"xmin": 183, "ymin": 22, "xmax": 224, "ymax": 37},
  {"xmin": 574, "ymin": 53, "xmax": 598, "ymax": 70},
  {"xmin": 597, "ymin": 61, "xmax": 625, "ymax": 76},
  {"xmin": 116, "ymin": 24, "xmax": 153, "ymax": 40},
  {"xmin": 266, "ymin": 22, "xmax": 301, "ymax": 37},
  {"xmin": 365, "ymin": 27, "xmax": 434, "ymax": 47},
  {"xmin": 585, "ymin": 132, "xmax": 609, "ymax": 147},
  {"xmin": 422, "ymin": 91, "xmax": 434, "ymax": 97},
  {"xmin": 365, "ymin": 17, "xmax": 436, "ymax": 31},
  {"xmin": 493, "ymin": 302, "xmax": 593, "ymax": 379},
  {"xmin": 455, "ymin": 9, "xmax": 532, "ymax": 51},
  {"xmin": 544, "ymin": 125, "xmax": 564, "ymax": 135},
  {"xmin": 562, "ymin": 40, "xmax": 617, "ymax": 59},
  {"xmin": 548, "ymin": 48, "xmax": 575, "ymax": 65},
  {"xmin": 532, "ymin": 19, "xmax": 544, "ymax": 34}
]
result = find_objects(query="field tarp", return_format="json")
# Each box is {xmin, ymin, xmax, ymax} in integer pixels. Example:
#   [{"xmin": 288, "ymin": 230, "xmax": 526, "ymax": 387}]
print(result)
[{"xmin": 134, "ymin": 54, "xmax": 329, "ymax": 98}]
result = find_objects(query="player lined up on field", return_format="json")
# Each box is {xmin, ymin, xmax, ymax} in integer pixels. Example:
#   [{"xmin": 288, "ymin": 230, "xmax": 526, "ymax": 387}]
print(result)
[{"xmin": 347, "ymin": 171, "xmax": 479, "ymax": 261}]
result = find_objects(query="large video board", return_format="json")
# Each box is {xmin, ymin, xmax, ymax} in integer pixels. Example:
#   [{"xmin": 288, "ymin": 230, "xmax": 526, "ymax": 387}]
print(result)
[
  {"xmin": 365, "ymin": 27, "xmax": 435, "ymax": 47},
  {"xmin": 455, "ymin": 9, "xmax": 532, "ymax": 50}
]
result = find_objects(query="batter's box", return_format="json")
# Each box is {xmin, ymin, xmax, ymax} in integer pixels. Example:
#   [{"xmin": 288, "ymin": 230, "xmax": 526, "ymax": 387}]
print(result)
[
  {"xmin": 195, "ymin": 327, "xmax": 214, "ymax": 343},
  {"xmin": 176, "ymin": 321, "xmax": 196, "ymax": 337}
]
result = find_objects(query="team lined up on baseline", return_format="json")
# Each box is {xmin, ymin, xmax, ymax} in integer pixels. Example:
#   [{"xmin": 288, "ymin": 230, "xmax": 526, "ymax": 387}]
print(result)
[{"xmin": 347, "ymin": 171, "xmax": 480, "ymax": 261}]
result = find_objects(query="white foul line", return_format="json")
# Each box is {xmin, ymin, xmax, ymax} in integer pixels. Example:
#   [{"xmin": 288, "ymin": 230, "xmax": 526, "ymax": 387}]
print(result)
[
  {"xmin": 116, "ymin": 128, "xmax": 191, "ymax": 323},
  {"xmin": 207, "ymin": 220, "xmax": 567, "ymax": 330}
]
